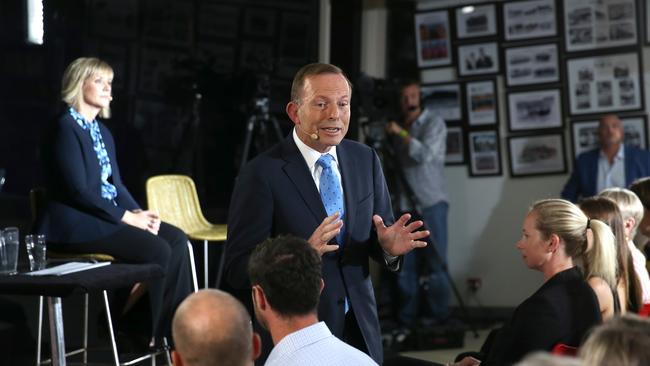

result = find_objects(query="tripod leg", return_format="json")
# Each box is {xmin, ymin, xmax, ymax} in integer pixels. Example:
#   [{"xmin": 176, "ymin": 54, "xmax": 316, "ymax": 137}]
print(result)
[
  {"xmin": 269, "ymin": 116, "xmax": 284, "ymax": 141},
  {"xmin": 240, "ymin": 116, "xmax": 257, "ymax": 172}
]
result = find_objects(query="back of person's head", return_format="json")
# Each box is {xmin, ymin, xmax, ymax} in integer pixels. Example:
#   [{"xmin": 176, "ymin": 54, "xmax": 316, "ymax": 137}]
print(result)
[
  {"xmin": 599, "ymin": 188, "xmax": 644, "ymax": 238},
  {"xmin": 630, "ymin": 177, "xmax": 650, "ymax": 209},
  {"xmin": 248, "ymin": 235, "xmax": 322, "ymax": 317},
  {"xmin": 515, "ymin": 352, "xmax": 581, "ymax": 366},
  {"xmin": 579, "ymin": 314, "xmax": 650, "ymax": 366},
  {"xmin": 61, "ymin": 57, "xmax": 113, "ymax": 119},
  {"xmin": 172, "ymin": 289, "xmax": 257, "ymax": 366},
  {"xmin": 290, "ymin": 63, "xmax": 352, "ymax": 103}
]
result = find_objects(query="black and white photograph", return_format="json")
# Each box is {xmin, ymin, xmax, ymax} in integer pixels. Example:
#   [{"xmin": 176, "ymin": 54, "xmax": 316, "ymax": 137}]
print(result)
[
  {"xmin": 421, "ymin": 83, "xmax": 462, "ymax": 121},
  {"xmin": 507, "ymin": 89, "xmax": 563, "ymax": 132},
  {"xmin": 503, "ymin": 0, "xmax": 557, "ymax": 41},
  {"xmin": 505, "ymin": 43, "xmax": 559, "ymax": 87},
  {"xmin": 455, "ymin": 4, "xmax": 498, "ymax": 39},
  {"xmin": 566, "ymin": 52, "xmax": 643, "ymax": 115},
  {"xmin": 445, "ymin": 125, "xmax": 465, "ymax": 164},
  {"xmin": 468, "ymin": 130, "xmax": 501, "ymax": 176},
  {"xmin": 466, "ymin": 79, "xmax": 498, "ymax": 126},
  {"xmin": 415, "ymin": 11, "xmax": 452, "ymax": 68},
  {"xmin": 564, "ymin": 0, "xmax": 638, "ymax": 52},
  {"xmin": 457, "ymin": 42, "xmax": 500, "ymax": 77},
  {"xmin": 508, "ymin": 133, "xmax": 566, "ymax": 177},
  {"xmin": 570, "ymin": 116, "xmax": 648, "ymax": 158}
]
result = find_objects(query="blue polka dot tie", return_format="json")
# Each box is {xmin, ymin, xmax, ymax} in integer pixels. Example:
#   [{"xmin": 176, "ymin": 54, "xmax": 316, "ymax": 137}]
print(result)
[{"xmin": 317, "ymin": 154, "xmax": 345, "ymax": 245}]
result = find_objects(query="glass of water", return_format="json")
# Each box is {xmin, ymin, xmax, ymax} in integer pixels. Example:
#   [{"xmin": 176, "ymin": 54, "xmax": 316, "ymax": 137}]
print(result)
[
  {"xmin": 0, "ymin": 227, "xmax": 19, "ymax": 275},
  {"xmin": 25, "ymin": 234, "xmax": 47, "ymax": 271}
]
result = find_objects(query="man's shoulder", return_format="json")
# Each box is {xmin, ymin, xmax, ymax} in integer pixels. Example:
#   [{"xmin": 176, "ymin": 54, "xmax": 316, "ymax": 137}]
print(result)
[
  {"xmin": 576, "ymin": 148, "xmax": 600, "ymax": 161},
  {"xmin": 625, "ymin": 144, "xmax": 650, "ymax": 158}
]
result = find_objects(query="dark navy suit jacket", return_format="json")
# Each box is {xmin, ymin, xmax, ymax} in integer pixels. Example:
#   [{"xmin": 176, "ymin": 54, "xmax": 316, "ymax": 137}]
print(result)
[
  {"xmin": 225, "ymin": 135, "xmax": 395, "ymax": 364},
  {"xmin": 561, "ymin": 145, "xmax": 650, "ymax": 202},
  {"xmin": 38, "ymin": 113, "xmax": 139, "ymax": 243}
]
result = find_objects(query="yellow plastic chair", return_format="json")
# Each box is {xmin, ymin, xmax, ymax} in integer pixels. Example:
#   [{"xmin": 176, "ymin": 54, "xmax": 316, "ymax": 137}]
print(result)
[{"xmin": 146, "ymin": 175, "xmax": 227, "ymax": 289}]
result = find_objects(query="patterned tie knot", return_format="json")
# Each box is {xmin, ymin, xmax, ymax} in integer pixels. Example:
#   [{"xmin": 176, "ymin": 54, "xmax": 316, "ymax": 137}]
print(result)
[{"xmin": 317, "ymin": 153, "xmax": 335, "ymax": 170}]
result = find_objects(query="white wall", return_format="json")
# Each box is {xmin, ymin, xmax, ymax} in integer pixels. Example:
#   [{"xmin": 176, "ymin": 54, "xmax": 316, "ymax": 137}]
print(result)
[{"xmin": 355, "ymin": 0, "xmax": 650, "ymax": 307}]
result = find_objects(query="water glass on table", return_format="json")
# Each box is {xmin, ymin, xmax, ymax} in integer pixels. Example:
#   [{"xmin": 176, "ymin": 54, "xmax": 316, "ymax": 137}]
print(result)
[
  {"xmin": 25, "ymin": 234, "xmax": 47, "ymax": 271},
  {"xmin": 0, "ymin": 227, "xmax": 20, "ymax": 275}
]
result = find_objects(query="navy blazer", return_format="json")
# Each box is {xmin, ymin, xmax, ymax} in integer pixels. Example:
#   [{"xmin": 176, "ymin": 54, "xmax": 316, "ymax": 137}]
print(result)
[
  {"xmin": 37, "ymin": 113, "xmax": 139, "ymax": 243},
  {"xmin": 225, "ymin": 135, "xmax": 395, "ymax": 364},
  {"xmin": 561, "ymin": 145, "xmax": 650, "ymax": 202},
  {"xmin": 483, "ymin": 267, "xmax": 601, "ymax": 365}
]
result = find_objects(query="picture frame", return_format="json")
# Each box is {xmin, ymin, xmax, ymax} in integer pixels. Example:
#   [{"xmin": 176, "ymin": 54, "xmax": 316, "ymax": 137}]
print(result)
[
  {"xmin": 90, "ymin": 0, "xmax": 138, "ymax": 40},
  {"xmin": 504, "ymin": 43, "xmax": 559, "ymax": 87},
  {"xmin": 465, "ymin": 79, "xmax": 498, "ymax": 126},
  {"xmin": 569, "ymin": 116, "xmax": 648, "ymax": 158},
  {"xmin": 415, "ymin": 10, "xmax": 452, "ymax": 68},
  {"xmin": 508, "ymin": 133, "xmax": 567, "ymax": 177},
  {"xmin": 468, "ymin": 130, "xmax": 502, "ymax": 176},
  {"xmin": 421, "ymin": 82, "xmax": 462, "ymax": 122},
  {"xmin": 563, "ymin": 0, "xmax": 638, "ymax": 52},
  {"xmin": 502, "ymin": 0, "xmax": 557, "ymax": 41},
  {"xmin": 566, "ymin": 51, "xmax": 644, "ymax": 116},
  {"xmin": 454, "ymin": 3, "xmax": 498, "ymax": 39},
  {"xmin": 457, "ymin": 42, "xmax": 500, "ymax": 77},
  {"xmin": 507, "ymin": 88, "xmax": 563, "ymax": 132},
  {"xmin": 243, "ymin": 8, "xmax": 276, "ymax": 38},
  {"xmin": 445, "ymin": 125, "xmax": 465, "ymax": 165},
  {"xmin": 197, "ymin": 3, "xmax": 239, "ymax": 39},
  {"xmin": 142, "ymin": 0, "xmax": 193, "ymax": 47}
]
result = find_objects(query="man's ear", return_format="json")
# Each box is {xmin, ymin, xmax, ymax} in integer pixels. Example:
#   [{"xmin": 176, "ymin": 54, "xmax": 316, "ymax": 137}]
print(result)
[
  {"xmin": 286, "ymin": 101, "xmax": 300, "ymax": 125},
  {"xmin": 252, "ymin": 332, "xmax": 262, "ymax": 361},
  {"xmin": 319, "ymin": 278, "xmax": 324, "ymax": 295},
  {"xmin": 172, "ymin": 350, "xmax": 184, "ymax": 366},
  {"xmin": 252, "ymin": 285, "xmax": 267, "ymax": 311}
]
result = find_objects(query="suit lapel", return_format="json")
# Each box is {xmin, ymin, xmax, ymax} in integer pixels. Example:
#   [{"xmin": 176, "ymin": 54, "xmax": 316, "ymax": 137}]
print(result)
[
  {"xmin": 337, "ymin": 141, "xmax": 357, "ymax": 245},
  {"xmin": 280, "ymin": 136, "xmax": 328, "ymax": 222},
  {"xmin": 624, "ymin": 145, "xmax": 634, "ymax": 186}
]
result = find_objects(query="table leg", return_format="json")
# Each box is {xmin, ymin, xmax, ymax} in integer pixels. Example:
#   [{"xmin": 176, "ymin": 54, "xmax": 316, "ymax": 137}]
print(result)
[{"xmin": 47, "ymin": 297, "xmax": 66, "ymax": 366}]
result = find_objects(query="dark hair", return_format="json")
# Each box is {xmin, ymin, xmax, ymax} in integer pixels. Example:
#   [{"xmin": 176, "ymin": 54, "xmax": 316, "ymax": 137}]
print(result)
[
  {"xmin": 630, "ymin": 177, "xmax": 650, "ymax": 210},
  {"xmin": 395, "ymin": 78, "xmax": 420, "ymax": 92},
  {"xmin": 248, "ymin": 235, "xmax": 322, "ymax": 316},
  {"xmin": 290, "ymin": 63, "xmax": 352, "ymax": 102}
]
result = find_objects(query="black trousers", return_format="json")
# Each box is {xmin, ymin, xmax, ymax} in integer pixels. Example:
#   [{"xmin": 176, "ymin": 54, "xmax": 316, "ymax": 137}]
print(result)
[{"xmin": 51, "ymin": 222, "xmax": 192, "ymax": 338}]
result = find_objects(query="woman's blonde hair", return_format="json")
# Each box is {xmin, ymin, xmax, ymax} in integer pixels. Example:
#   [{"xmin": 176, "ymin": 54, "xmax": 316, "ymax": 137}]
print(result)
[
  {"xmin": 579, "ymin": 314, "xmax": 650, "ymax": 366},
  {"xmin": 61, "ymin": 57, "xmax": 113, "ymax": 119},
  {"xmin": 599, "ymin": 187, "xmax": 645, "ymax": 238},
  {"xmin": 531, "ymin": 199, "xmax": 617, "ymax": 288}
]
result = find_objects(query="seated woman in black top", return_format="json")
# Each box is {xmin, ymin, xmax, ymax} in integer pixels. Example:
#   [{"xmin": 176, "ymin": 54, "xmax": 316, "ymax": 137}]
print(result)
[{"xmin": 37, "ymin": 57, "xmax": 192, "ymax": 345}]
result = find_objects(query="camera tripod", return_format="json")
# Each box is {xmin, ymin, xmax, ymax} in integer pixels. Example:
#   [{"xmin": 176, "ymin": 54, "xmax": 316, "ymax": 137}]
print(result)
[
  {"xmin": 239, "ymin": 97, "xmax": 284, "ymax": 172},
  {"xmin": 380, "ymin": 139, "xmax": 479, "ymax": 338}
]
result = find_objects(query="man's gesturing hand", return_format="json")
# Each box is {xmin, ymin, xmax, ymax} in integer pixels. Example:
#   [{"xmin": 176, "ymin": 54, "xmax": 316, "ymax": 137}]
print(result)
[
  {"xmin": 373, "ymin": 213, "xmax": 428, "ymax": 256},
  {"xmin": 308, "ymin": 212, "xmax": 343, "ymax": 255}
]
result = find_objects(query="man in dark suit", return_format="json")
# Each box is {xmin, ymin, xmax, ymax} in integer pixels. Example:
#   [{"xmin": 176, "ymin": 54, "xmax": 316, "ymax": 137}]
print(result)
[
  {"xmin": 562, "ymin": 114, "xmax": 650, "ymax": 202},
  {"xmin": 225, "ymin": 63, "xmax": 430, "ymax": 364}
]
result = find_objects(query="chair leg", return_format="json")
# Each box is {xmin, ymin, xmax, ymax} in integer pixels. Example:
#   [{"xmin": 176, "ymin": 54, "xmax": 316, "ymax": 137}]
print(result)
[
  {"xmin": 83, "ymin": 293, "xmax": 89, "ymax": 364},
  {"xmin": 47, "ymin": 297, "xmax": 66, "ymax": 366},
  {"xmin": 215, "ymin": 243, "xmax": 226, "ymax": 289},
  {"xmin": 187, "ymin": 241, "xmax": 198, "ymax": 292},
  {"xmin": 203, "ymin": 240, "xmax": 209, "ymax": 289},
  {"xmin": 103, "ymin": 290, "xmax": 121, "ymax": 366},
  {"xmin": 37, "ymin": 296, "xmax": 43, "ymax": 366}
]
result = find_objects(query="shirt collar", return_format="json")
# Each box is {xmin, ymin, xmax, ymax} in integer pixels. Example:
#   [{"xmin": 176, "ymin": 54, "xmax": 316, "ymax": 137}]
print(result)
[
  {"xmin": 68, "ymin": 106, "xmax": 95, "ymax": 128},
  {"xmin": 599, "ymin": 143, "xmax": 625, "ymax": 161},
  {"xmin": 292, "ymin": 128, "xmax": 339, "ymax": 170}
]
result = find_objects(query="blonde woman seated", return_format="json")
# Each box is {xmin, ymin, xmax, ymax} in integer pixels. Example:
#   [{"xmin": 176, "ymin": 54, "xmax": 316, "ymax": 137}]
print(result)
[
  {"xmin": 579, "ymin": 197, "xmax": 641, "ymax": 316},
  {"xmin": 456, "ymin": 199, "xmax": 603, "ymax": 365},
  {"xmin": 579, "ymin": 314, "xmax": 650, "ymax": 366}
]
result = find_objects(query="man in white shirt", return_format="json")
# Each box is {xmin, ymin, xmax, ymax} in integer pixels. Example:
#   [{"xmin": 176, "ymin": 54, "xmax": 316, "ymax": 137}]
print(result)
[{"xmin": 249, "ymin": 235, "xmax": 378, "ymax": 366}]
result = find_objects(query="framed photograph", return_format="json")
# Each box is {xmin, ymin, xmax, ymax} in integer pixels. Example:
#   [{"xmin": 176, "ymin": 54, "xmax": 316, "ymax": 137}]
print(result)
[
  {"xmin": 421, "ymin": 83, "xmax": 462, "ymax": 121},
  {"xmin": 457, "ymin": 42, "xmax": 500, "ymax": 77},
  {"xmin": 566, "ymin": 51, "xmax": 644, "ymax": 116},
  {"xmin": 90, "ymin": 0, "xmax": 138, "ymax": 39},
  {"xmin": 508, "ymin": 133, "xmax": 567, "ymax": 177},
  {"xmin": 507, "ymin": 89, "xmax": 563, "ymax": 132},
  {"xmin": 198, "ymin": 3, "xmax": 239, "ymax": 39},
  {"xmin": 570, "ymin": 116, "xmax": 648, "ymax": 158},
  {"xmin": 455, "ymin": 4, "xmax": 498, "ymax": 39},
  {"xmin": 243, "ymin": 8, "xmax": 276, "ymax": 37},
  {"xmin": 503, "ymin": 0, "xmax": 557, "ymax": 41},
  {"xmin": 142, "ymin": 0, "xmax": 193, "ymax": 47},
  {"xmin": 415, "ymin": 11, "xmax": 452, "ymax": 68},
  {"xmin": 504, "ymin": 43, "xmax": 559, "ymax": 87},
  {"xmin": 445, "ymin": 125, "xmax": 465, "ymax": 165},
  {"xmin": 468, "ymin": 130, "xmax": 502, "ymax": 176},
  {"xmin": 466, "ymin": 79, "xmax": 498, "ymax": 126},
  {"xmin": 564, "ymin": 0, "xmax": 638, "ymax": 52}
]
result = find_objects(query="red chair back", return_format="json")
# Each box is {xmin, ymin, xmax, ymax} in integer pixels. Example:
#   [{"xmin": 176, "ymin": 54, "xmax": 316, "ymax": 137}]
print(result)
[
  {"xmin": 552, "ymin": 343, "xmax": 578, "ymax": 356},
  {"xmin": 640, "ymin": 303, "xmax": 650, "ymax": 317}
]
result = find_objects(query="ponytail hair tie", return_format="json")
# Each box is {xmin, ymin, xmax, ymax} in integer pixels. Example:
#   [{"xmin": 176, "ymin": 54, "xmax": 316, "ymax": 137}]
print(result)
[{"xmin": 586, "ymin": 218, "xmax": 591, "ymax": 230}]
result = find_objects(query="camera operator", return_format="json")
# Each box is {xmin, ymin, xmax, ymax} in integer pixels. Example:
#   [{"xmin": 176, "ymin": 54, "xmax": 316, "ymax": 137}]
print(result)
[{"xmin": 386, "ymin": 79, "xmax": 450, "ymax": 334}]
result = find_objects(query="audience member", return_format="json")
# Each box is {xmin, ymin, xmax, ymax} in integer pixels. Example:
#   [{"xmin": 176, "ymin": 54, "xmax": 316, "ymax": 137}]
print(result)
[
  {"xmin": 172, "ymin": 289, "xmax": 261, "ymax": 366},
  {"xmin": 248, "ymin": 235, "xmax": 378, "ymax": 366},
  {"xmin": 598, "ymin": 188, "xmax": 649, "ymax": 306},
  {"xmin": 629, "ymin": 177, "xmax": 650, "ymax": 257},
  {"xmin": 579, "ymin": 314, "xmax": 650, "ymax": 366},
  {"xmin": 579, "ymin": 197, "xmax": 638, "ymax": 316},
  {"xmin": 515, "ymin": 352, "xmax": 580, "ymax": 366}
]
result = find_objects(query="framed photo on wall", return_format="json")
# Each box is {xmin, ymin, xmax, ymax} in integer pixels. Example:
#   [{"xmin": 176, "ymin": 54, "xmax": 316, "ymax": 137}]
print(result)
[
  {"xmin": 508, "ymin": 133, "xmax": 567, "ymax": 177},
  {"xmin": 566, "ymin": 51, "xmax": 644, "ymax": 116},
  {"xmin": 415, "ymin": 11, "xmax": 452, "ymax": 68},
  {"xmin": 445, "ymin": 125, "xmax": 465, "ymax": 165},
  {"xmin": 570, "ymin": 116, "xmax": 648, "ymax": 158},
  {"xmin": 504, "ymin": 43, "xmax": 559, "ymax": 87},
  {"xmin": 421, "ymin": 82, "xmax": 462, "ymax": 121},
  {"xmin": 507, "ymin": 88, "xmax": 563, "ymax": 132},
  {"xmin": 457, "ymin": 42, "xmax": 500, "ymax": 77},
  {"xmin": 563, "ymin": 0, "xmax": 638, "ymax": 52},
  {"xmin": 455, "ymin": 3, "xmax": 498, "ymax": 39},
  {"xmin": 502, "ymin": 0, "xmax": 557, "ymax": 41},
  {"xmin": 465, "ymin": 79, "xmax": 498, "ymax": 126},
  {"xmin": 468, "ymin": 130, "xmax": 502, "ymax": 176}
]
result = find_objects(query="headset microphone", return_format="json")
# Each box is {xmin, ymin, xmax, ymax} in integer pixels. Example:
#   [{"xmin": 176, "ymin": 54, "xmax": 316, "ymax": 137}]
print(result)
[
  {"xmin": 299, "ymin": 125, "xmax": 319, "ymax": 140},
  {"xmin": 109, "ymin": 96, "xmax": 113, "ymax": 101}
]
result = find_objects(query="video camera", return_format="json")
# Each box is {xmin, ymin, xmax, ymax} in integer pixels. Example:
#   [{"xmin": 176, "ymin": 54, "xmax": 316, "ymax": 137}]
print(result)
[{"xmin": 355, "ymin": 74, "xmax": 401, "ymax": 150}]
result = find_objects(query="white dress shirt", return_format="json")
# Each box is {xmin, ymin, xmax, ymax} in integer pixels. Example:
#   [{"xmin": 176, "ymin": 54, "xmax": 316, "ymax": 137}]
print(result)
[{"xmin": 596, "ymin": 144, "xmax": 626, "ymax": 194}]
